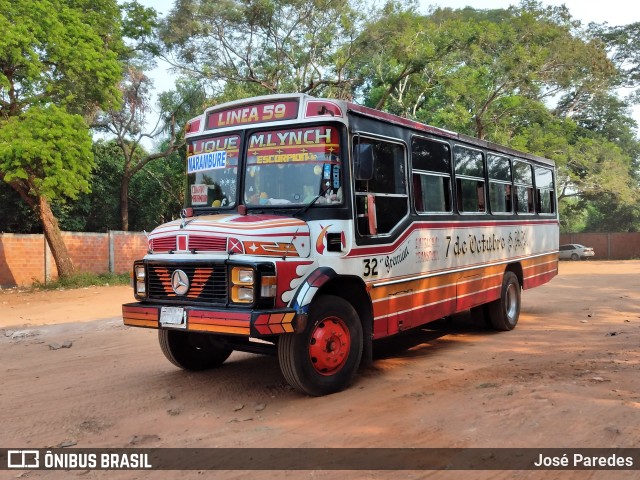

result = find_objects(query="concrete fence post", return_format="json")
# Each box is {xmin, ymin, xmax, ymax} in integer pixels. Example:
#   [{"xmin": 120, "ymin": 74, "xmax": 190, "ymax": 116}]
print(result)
[
  {"xmin": 44, "ymin": 237, "xmax": 51, "ymax": 284},
  {"xmin": 108, "ymin": 230, "xmax": 115, "ymax": 273}
]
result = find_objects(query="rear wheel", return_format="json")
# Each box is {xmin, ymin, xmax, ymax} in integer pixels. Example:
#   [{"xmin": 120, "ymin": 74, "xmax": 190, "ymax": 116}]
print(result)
[
  {"xmin": 487, "ymin": 271, "xmax": 521, "ymax": 331},
  {"xmin": 159, "ymin": 329, "xmax": 232, "ymax": 371},
  {"xmin": 278, "ymin": 295, "xmax": 363, "ymax": 396}
]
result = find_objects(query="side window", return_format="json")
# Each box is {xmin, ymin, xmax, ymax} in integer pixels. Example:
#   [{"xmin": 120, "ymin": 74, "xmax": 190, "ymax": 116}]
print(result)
[
  {"xmin": 513, "ymin": 160, "xmax": 534, "ymax": 214},
  {"xmin": 411, "ymin": 137, "xmax": 452, "ymax": 213},
  {"xmin": 454, "ymin": 146, "xmax": 485, "ymax": 214},
  {"xmin": 355, "ymin": 137, "xmax": 408, "ymax": 235},
  {"xmin": 487, "ymin": 154, "xmax": 512, "ymax": 214},
  {"xmin": 535, "ymin": 166, "xmax": 555, "ymax": 214}
]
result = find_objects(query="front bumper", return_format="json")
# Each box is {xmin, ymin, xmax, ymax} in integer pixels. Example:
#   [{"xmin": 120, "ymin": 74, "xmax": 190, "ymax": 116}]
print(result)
[{"xmin": 122, "ymin": 303, "xmax": 305, "ymax": 337}]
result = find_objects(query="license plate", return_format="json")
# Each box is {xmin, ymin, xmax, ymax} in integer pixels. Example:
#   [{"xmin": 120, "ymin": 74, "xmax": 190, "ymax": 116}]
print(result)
[{"xmin": 160, "ymin": 307, "xmax": 186, "ymax": 328}]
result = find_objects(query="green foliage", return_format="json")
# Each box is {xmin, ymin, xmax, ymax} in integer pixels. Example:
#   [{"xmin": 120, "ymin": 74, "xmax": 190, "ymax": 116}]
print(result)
[
  {"xmin": 0, "ymin": 0, "xmax": 122, "ymax": 117},
  {"xmin": 121, "ymin": 1, "xmax": 159, "ymax": 46},
  {"xmin": 0, "ymin": 105, "xmax": 94, "ymax": 201},
  {"xmin": 352, "ymin": 0, "xmax": 640, "ymax": 232},
  {"xmin": 57, "ymin": 140, "xmax": 126, "ymax": 232},
  {"xmin": 129, "ymin": 147, "xmax": 185, "ymax": 231},
  {"xmin": 160, "ymin": 0, "xmax": 367, "ymax": 98},
  {"xmin": 0, "ymin": 182, "xmax": 40, "ymax": 233},
  {"xmin": 157, "ymin": 78, "xmax": 208, "ymax": 137},
  {"xmin": 559, "ymin": 198, "xmax": 587, "ymax": 233}
]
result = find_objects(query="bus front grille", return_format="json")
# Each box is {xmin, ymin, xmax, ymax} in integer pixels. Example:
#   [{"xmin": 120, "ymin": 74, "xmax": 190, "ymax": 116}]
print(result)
[{"xmin": 146, "ymin": 263, "xmax": 228, "ymax": 304}]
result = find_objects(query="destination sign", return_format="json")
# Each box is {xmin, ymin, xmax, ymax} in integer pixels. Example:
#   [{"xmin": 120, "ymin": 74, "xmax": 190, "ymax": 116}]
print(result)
[
  {"xmin": 207, "ymin": 101, "xmax": 298, "ymax": 129},
  {"xmin": 247, "ymin": 127, "xmax": 340, "ymax": 165}
]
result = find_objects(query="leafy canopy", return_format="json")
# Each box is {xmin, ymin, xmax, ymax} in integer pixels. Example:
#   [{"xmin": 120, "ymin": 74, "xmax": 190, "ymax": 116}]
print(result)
[
  {"xmin": 160, "ymin": 0, "xmax": 367, "ymax": 98},
  {"xmin": 0, "ymin": 105, "xmax": 94, "ymax": 201},
  {"xmin": 0, "ymin": 0, "xmax": 122, "ymax": 118}
]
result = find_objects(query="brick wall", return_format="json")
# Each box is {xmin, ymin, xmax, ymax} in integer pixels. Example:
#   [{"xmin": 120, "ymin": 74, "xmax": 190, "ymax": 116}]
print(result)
[
  {"xmin": 0, "ymin": 234, "xmax": 46, "ymax": 287},
  {"xmin": 0, "ymin": 231, "xmax": 148, "ymax": 288},
  {"xmin": 111, "ymin": 231, "xmax": 149, "ymax": 274},
  {"xmin": 559, "ymin": 233, "xmax": 640, "ymax": 260}
]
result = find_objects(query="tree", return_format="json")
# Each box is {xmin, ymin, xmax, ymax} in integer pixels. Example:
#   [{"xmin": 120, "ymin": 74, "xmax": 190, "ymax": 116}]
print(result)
[
  {"xmin": 160, "ymin": 0, "xmax": 367, "ymax": 99},
  {"xmin": 95, "ymin": 68, "xmax": 208, "ymax": 230},
  {"xmin": 0, "ymin": 106, "xmax": 95, "ymax": 276},
  {"xmin": 59, "ymin": 139, "xmax": 185, "ymax": 233},
  {"xmin": 0, "ymin": 0, "xmax": 122, "ymax": 277},
  {"xmin": 596, "ymin": 22, "xmax": 640, "ymax": 101},
  {"xmin": 129, "ymin": 145, "xmax": 185, "ymax": 231},
  {"xmin": 361, "ymin": 2, "xmax": 616, "ymax": 139},
  {"xmin": 352, "ymin": 1, "xmax": 638, "ymax": 230}
]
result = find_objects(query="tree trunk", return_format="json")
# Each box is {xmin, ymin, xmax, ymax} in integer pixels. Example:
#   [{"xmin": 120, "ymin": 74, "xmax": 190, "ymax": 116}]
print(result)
[
  {"xmin": 120, "ymin": 175, "xmax": 130, "ymax": 231},
  {"xmin": 38, "ymin": 196, "xmax": 75, "ymax": 278},
  {"xmin": 475, "ymin": 115, "xmax": 485, "ymax": 140}
]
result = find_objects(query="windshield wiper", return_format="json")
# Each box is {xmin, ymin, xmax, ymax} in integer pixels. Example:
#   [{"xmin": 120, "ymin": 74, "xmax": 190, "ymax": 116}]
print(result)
[{"xmin": 293, "ymin": 185, "xmax": 331, "ymax": 217}]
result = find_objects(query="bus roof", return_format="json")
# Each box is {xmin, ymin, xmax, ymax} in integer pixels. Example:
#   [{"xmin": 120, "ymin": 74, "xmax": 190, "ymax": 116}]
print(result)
[{"xmin": 185, "ymin": 93, "xmax": 555, "ymax": 167}]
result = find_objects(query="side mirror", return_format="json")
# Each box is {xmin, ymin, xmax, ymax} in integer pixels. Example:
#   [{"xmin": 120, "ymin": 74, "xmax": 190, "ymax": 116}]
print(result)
[{"xmin": 354, "ymin": 141, "xmax": 375, "ymax": 181}]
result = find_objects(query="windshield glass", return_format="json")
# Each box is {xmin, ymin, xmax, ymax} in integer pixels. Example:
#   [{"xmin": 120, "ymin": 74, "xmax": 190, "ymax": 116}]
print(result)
[
  {"xmin": 244, "ymin": 126, "xmax": 342, "ymax": 207},
  {"xmin": 186, "ymin": 133, "xmax": 239, "ymax": 208}
]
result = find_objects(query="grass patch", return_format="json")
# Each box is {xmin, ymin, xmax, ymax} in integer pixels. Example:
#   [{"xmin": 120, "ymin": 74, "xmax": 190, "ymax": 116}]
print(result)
[{"xmin": 32, "ymin": 272, "xmax": 130, "ymax": 291}]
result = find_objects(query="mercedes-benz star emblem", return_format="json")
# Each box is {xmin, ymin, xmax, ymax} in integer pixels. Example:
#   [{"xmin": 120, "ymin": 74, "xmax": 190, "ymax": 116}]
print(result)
[{"xmin": 171, "ymin": 269, "xmax": 190, "ymax": 295}]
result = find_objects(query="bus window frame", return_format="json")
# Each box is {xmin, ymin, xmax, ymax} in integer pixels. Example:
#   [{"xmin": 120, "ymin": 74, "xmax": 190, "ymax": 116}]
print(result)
[
  {"xmin": 410, "ymin": 135, "xmax": 453, "ymax": 216},
  {"xmin": 487, "ymin": 153, "xmax": 513, "ymax": 216},
  {"xmin": 352, "ymin": 132, "xmax": 410, "ymax": 238},
  {"xmin": 534, "ymin": 165, "xmax": 556, "ymax": 216},
  {"xmin": 513, "ymin": 159, "xmax": 535, "ymax": 215},
  {"xmin": 453, "ymin": 144, "xmax": 487, "ymax": 216}
]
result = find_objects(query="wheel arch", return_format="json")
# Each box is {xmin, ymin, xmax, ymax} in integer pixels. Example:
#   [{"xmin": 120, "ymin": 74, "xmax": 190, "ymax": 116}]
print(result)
[
  {"xmin": 315, "ymin": 276, "xmax": 374, "ymax": 366},
  {"xmin": 505, "ymin": 262, "xmax": 523, "ymax": 289},
  {"xmin": 289, "ymin": 267, "xmax": 373, "ymax": 367}
]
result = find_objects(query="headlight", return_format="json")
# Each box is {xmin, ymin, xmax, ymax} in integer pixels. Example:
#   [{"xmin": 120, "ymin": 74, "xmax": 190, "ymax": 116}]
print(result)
[
  {"xmin": 231, "ymin": 266, "xmax": 255, "ymax": 303},
  {"xmin": 135, "ymin": 267, "xmax": 145, "ymax": 280},
  {"xmin": 134, "ymin": 264, "xmax": 146, "ymax": 297},
  {"xmin": 231, "ymin": 267, "xmax": 254, "ymax": 285},
  {"xmin": 232, "ymin": 286, "xmax": 254, "ymax": 303}
]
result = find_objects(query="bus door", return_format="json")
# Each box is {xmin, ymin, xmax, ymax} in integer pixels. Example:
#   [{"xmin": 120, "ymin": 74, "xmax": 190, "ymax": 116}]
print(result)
[{"xmin": 353, "ymin": 133, "xmax": 411, "ymax": 336}]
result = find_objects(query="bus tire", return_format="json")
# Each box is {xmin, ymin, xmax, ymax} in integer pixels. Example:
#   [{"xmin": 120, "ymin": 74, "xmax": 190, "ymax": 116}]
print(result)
[
  {"xmin": 159, "ymin": 329, "xmax": 232, "ymax": 371},
  {"xmin": 487, "ymin": 271, "xmax": 521, "ymax": 331},
  {"xmin": 278, "ymin": 295, "xmax": 363, "ymax": 396}
]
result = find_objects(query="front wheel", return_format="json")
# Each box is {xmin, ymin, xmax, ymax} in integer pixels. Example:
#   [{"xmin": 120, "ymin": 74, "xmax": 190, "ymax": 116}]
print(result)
[
  {"xmin": 278, "ymin": 295, "xmax": 363, "ymax": 396},
  {"xmin": 159, "ymin": 329, "xmax": 232, "ymax": 371},
  {"xmin": 487, "ymin": 271, "xmax": 521, "ymax": 331}
]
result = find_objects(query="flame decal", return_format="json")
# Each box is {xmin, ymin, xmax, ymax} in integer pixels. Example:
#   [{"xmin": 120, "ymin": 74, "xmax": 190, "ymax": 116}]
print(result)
[{"xmin": 316, "ymin": 224, "xmax": 332, "ymax": 254}]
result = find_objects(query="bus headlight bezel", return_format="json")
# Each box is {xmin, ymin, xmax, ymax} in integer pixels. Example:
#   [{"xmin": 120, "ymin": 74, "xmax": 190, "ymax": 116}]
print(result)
[
  {"xmin": 229, "ymin": 264, "xmax": 277, "ymax": 306},
  {"xmin": 133, "ymin": 262, "xmax": 147, "ymax": 299}
]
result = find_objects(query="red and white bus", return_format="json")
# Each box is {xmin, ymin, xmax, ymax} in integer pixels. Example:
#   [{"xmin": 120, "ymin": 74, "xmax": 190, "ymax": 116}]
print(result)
[{"xmin": 123, "ymin": 94, "xmax": 558, "ymax": 396}]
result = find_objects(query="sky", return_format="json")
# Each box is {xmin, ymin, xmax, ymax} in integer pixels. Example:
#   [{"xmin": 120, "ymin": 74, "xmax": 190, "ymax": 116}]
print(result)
[{"xmin": 136, "ymin": 0, "xmax": 640, "ymax": 148}]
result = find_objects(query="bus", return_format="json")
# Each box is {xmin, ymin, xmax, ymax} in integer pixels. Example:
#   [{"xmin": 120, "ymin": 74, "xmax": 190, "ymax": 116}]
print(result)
[{"xmin": 122, "ymin": 94, "xmax": 558, "ymax": 396}]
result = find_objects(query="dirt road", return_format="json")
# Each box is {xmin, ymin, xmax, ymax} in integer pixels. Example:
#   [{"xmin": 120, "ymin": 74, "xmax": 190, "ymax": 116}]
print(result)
[{"xmin": 1, "ymin": 261, "xmax": 639, "ymax": 479}]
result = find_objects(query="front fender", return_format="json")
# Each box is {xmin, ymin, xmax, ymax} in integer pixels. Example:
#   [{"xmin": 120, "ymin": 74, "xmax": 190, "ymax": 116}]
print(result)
[{"xmin": 290, "ymin": 267, "xmax": 337, "ymax": 315}]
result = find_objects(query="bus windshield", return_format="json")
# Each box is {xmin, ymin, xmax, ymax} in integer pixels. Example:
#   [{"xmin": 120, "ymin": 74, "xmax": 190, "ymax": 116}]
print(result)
[{"xmin": 244, "ymin": 126, "xmax": 343, "ymax": 207}]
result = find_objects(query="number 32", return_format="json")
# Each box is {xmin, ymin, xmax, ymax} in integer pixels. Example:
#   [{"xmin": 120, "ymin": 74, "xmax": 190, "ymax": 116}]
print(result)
[{"xmin": 363, "ymin": 258, "xmax": 379, "ymax": 277}]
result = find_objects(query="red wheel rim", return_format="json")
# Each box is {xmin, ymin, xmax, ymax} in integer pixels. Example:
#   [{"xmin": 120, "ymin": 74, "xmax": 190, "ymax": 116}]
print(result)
[{"xmin": 308, "ymin": 317, "xmax": 351, "ymax": 376}]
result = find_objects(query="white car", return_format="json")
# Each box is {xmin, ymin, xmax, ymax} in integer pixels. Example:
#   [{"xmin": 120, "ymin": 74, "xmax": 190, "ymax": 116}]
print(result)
[{"xmin": 559, "ymin": 244, "xmax": 595, "ymax": 261}]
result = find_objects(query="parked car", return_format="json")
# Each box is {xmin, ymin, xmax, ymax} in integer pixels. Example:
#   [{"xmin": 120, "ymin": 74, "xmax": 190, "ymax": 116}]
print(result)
[{"xmin": 559, "ymin": 244, "xmax": 595, "ymax": 261}]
